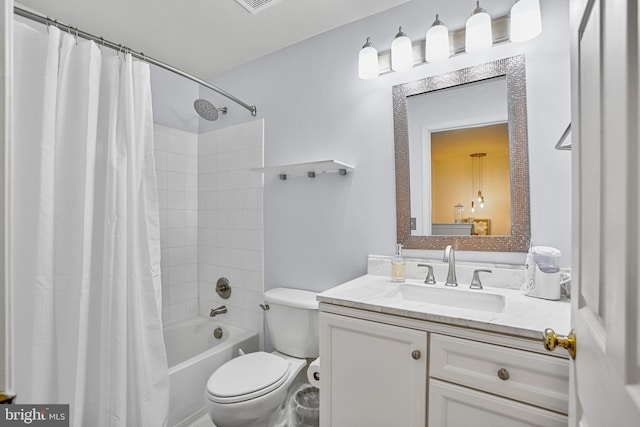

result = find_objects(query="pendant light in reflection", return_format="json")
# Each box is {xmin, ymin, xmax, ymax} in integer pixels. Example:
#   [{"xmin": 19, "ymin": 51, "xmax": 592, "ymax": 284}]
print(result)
[{"xmin": 470, "ymin": 152, "xmax": 487, "ymax": 212}]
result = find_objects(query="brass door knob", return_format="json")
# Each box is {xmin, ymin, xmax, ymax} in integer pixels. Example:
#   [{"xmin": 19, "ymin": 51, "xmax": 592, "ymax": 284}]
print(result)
[
  {"xmin": 411, "ymin": 350, "xmax": 421, "ymax": 360},
  {"xmin": 543, "ymin": 328, "xmax": 576, "ymax": 359}
]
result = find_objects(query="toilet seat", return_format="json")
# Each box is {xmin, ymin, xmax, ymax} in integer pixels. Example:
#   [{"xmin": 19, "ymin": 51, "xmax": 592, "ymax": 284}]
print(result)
[{"xmin": 206, "ymin": 352, "xmax": 290, "ymax": 404}]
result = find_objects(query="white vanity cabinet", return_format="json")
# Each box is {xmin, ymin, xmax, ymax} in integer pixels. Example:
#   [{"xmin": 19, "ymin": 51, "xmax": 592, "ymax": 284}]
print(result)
[
  {"xmin": 428, "ymin": 334, "xmax": 568, "ymax": 427},
  {"xmin": 319, "ymin": 312, "xmax": 428, "ymax": 427},
  {"xmin": 319, "ymin": 310, "xmax": 569, "ymax": 427}
]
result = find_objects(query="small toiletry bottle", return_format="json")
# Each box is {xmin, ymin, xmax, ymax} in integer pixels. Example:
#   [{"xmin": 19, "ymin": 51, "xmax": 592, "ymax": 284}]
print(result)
[{"xmin": 391, "ymin": 243, "xmax": 406, "ymax": 282}]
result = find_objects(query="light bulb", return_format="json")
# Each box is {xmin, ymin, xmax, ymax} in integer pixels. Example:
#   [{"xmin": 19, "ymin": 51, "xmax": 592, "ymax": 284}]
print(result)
[
  {"xmin": 471, "ymin": 201, "xmax": 476, "ymax": 213},
  {"xmin": 358, "ymin": 38, "xmax": 379, "ymax": 80},
  {"xmin": 510, "ymin": 0, "xmax": 542, "ymax": 42},
  {"xmin": 477, "ymin": 190, "xmax": 483, "ymax": 202},
  {"xmin": 465, "ymin": 1, "xmax": 492, "ymax": 53},
  {"xmin": 391, "ymin": 27, "xmax": 414, "ymax": 72},
  {"xmin": 425, "ymin": 15, "xmax": 450, "ymax": 63}
]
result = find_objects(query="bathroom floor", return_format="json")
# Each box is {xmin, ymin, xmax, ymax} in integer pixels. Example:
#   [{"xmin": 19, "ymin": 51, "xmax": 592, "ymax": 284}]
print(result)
[{"xmin": 188, "ymin": 414, "xmax": 215, "ymax": 427}]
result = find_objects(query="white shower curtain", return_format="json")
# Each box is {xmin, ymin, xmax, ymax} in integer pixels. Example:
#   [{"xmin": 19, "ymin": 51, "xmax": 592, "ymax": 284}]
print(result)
[{"xmin": 12, "ymin": 21, "xmax": 168, "ymax": 427}]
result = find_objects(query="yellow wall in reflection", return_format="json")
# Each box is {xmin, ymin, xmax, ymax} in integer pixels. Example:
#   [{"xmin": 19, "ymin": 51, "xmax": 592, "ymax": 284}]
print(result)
[{"xmin": 431, "ymin": 123, "xmax": 511, "ymax": 235}]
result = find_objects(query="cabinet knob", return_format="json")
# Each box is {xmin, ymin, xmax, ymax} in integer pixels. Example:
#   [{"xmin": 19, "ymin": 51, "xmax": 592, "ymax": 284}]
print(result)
[
  {"xmin": 543, "ymin": 328, "xmax": 576, "ymax": 360},
  {"xmin": 497, "ymin": 368, "xmax": 510, "ymax": 381},
  {"xmin": 411, "ymin": 350, "xmax": 421, "ymax": 360}
]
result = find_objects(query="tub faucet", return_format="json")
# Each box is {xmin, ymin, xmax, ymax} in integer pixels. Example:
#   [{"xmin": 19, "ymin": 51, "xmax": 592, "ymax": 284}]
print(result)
[
  {"xmin": 443, "ymin": 245, "xmax": 458, "ymax": 287},
  {"xmin": 210, "ymin": 305, "xmax": 227, "ymax": 317}
]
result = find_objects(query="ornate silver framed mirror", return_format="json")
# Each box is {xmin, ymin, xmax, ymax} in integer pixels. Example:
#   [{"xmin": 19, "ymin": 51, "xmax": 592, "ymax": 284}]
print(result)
[{"xmin": 393, "ymin": 55, "xmax": 530, "ymax": 252}]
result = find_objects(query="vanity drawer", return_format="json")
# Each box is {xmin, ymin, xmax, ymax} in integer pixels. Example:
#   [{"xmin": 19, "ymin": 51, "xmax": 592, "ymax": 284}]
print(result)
[
  {"xmin": 428, "ymin": 379, "xmax": 568, "ymax": 427},
  {"xmin": 429, "ymin": 334, "xmax": 569, "ymax": 414}
]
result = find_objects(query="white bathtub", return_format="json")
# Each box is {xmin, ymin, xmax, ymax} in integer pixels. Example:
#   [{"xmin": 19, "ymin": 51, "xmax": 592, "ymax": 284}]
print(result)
[{"xmin": 164, "ymin": 316, "xmax": 259, "ymax": 427}]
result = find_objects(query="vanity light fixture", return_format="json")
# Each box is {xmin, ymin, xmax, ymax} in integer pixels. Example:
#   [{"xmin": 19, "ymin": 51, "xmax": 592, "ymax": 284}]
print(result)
[
  {"xmin": 465, "ymin": 1, "xmax": 493, "ymax": 54},
  {"xmin": 510, "ymin": 0, "xmax": 542, "ymax": 42},
  {"xmin": 357, "ymin": 1, "xmax": 542, "ymax": 78},
  {"xmin": 358, "ymin": 37, "xmax": 379, "ymax": 80},
  {"xmin": 391, "ymin": 27, "xmax": 413, "ymax": 71},
  {"xmin": 425, "ymin": 15, "xmax": 450, "ymax": 63}
]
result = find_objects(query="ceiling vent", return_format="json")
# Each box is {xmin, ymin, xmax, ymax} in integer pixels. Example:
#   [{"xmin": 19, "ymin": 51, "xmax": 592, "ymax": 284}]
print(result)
[{"xmin": 235, "ymin": 0, "xmax": 283, "ymax": 14}]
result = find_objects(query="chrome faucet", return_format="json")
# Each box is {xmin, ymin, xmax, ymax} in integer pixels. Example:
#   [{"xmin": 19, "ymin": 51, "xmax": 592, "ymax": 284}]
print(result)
[
  {"xmin": 443, "ymin": 245, "xmax": 458, "ymax": 287},
  {"xmin": 470, "ymin": 269, "xmax": 492, "ymax": 290},
  {"xmin": 210, "ymin": 305, "xmax": 228, "ymax": 317},
  {"xmin": 417, "ymin": 264, "xmax": 436, "ymax": 284}
]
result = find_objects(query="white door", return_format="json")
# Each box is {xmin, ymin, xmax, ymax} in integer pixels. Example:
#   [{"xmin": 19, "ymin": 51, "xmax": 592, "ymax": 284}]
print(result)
[
  {"xmin": 568, "ymin": 0, "xmax": 640, "ymax": 424},
  {"xmin": 1, "ymin": 0, "xmax": 12, "ymax": 396}
]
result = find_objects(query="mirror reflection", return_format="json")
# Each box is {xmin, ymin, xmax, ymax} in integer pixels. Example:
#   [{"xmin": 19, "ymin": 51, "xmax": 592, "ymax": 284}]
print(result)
[
  {"xmin": 393, "ymin": 56, "xmax": 531, "ymax": 252},
  {"xmin": 407, "ymin": 76, "xmax": 510, "ymax": 237},
  {"xmin": 431, "ymin": 124, "xmax": 511, "ymax": 236}
]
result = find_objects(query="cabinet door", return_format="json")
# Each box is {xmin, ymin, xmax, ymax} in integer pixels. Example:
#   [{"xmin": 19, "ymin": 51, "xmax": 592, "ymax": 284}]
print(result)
[
  {"xmin": 429, "ymin": 379, "xmax": 567, "ymax": 427},
  {"xmin": 319, "ymin": 312, "xmax": 427, "ymax": 427}
]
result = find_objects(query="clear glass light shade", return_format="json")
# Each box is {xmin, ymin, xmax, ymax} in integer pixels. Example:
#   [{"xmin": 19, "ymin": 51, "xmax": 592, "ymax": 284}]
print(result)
[
  {"xmin": 358, "ymin": 44, "xmax": 379, "ymax": 80},
  {"xmin": 425, "ymin": 24, "xmax": 450, "ymax": 63},
  {"xmin": 391, "ymin": 30, "xmax": 413, "ymax": 71},
  {"xmin": 510, "ymin": 0, "xmax": 542, "ymax": 42},
  {"xmin": 465, "ymin": 12, "xmax": 492, "ymax": 53}
]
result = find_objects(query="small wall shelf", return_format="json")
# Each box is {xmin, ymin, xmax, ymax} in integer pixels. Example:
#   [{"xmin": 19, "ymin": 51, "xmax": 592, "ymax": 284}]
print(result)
[{"xmin": 252, "ymin": 160, "xmax": 354, "ymax": 180}]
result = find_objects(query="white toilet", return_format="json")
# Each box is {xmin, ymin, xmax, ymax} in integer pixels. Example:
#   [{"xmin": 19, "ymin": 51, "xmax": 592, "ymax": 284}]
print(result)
[{"xmin": 205, "ymin": 287, "xmax": 319, "ymax": 427}]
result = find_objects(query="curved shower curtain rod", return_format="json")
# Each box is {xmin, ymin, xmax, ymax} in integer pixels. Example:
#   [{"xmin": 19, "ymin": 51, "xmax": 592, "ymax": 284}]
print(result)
[{"xmin": 14, "ymin": 6, "xmax": 258, "ymax": 117}]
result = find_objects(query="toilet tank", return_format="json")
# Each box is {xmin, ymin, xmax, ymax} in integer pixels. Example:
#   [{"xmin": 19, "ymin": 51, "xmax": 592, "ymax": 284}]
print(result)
[{"xmin": 263, "ymin": 288, "xmax": 319, "ymax": 358}]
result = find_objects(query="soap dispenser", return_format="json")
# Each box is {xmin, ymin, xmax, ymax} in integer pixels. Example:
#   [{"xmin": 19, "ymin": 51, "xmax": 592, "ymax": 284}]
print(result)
[{"xmin": 391, "ymin": 243, "xmax": 406, "ymax": 282}]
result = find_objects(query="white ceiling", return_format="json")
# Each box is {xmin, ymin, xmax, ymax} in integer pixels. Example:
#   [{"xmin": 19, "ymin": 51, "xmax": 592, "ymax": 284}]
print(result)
[{"xmin": 16, "ymin": 0, "xmax": 410, "ymax": 79}]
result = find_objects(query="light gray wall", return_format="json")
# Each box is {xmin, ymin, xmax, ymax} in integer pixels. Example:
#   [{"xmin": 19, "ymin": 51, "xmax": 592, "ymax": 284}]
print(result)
[
  {"xmin": 150, "ymin": 64, "xmax": 200, "ymax": 133},
  {"xmin": 199, "ymin": 0, "xmax": 572, "ymax": 293}
]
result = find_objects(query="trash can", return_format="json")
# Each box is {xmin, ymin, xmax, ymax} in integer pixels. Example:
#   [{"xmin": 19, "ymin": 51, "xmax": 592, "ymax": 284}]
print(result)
[{"xmin": 289, "ymin": 384, "xmax": 319, "ymax": 427}]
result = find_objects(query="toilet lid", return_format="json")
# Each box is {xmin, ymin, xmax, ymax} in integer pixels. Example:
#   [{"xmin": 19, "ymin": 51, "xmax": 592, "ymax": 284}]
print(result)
[{"xmin": 206, "ymin": 352, "xmax": 290, "ymax": 404}]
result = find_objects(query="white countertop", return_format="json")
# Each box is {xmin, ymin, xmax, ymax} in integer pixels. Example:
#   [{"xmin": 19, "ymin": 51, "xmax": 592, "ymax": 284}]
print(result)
[{"xmin": 317, "ymin": 274, "xmax": 571, "ymax": 340}]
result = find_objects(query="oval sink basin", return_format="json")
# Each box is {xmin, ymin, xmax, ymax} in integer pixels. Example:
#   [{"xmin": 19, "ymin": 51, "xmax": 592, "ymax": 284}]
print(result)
[{"xmin": 384, "ymin": 284, "xmax": 505, "ymax": 313}]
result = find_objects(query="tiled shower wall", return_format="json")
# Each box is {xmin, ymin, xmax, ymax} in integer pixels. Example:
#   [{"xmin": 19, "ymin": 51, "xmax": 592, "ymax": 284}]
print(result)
[
  {"xmin": 154, "ymin": 124, "xmax": 199, "ymax": 324},
  {"xmin": 154, "ymin": 120, "xmax": 264, "ymax": 337},
  {"xmin": 198, "ymin": 120, "xmax": 264, "ymax": 338}
]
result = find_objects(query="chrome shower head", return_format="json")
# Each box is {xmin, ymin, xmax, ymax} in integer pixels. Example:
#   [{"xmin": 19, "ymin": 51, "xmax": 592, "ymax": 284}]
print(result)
[{"xmin": 194, "ymin": 98, "xmax": 228, "ymax": 121}]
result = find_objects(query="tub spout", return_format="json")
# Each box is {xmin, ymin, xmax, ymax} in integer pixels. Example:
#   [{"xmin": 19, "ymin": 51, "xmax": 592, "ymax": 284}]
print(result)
[{"xmin": 210, "ymin": 305, "xmax": 227, "ymax": 317}]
